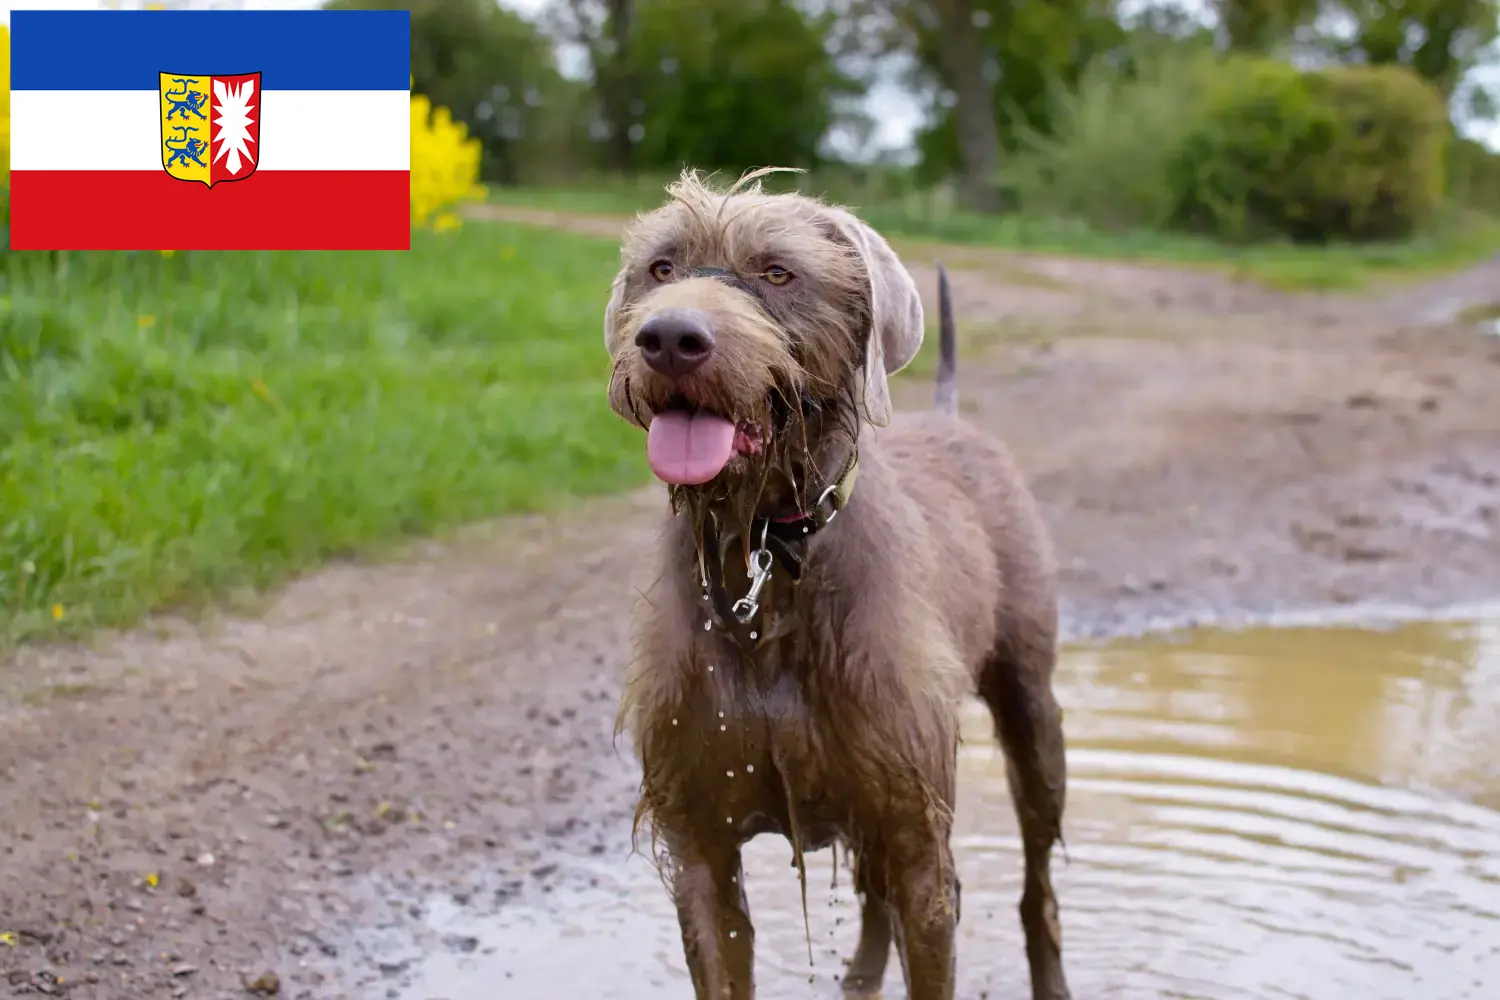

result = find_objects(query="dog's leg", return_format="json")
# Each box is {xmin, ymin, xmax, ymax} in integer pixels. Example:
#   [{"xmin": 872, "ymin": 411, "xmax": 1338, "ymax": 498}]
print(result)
[
  {"xmin": 841, "ymin": 851, "xmax": 892, "ymax": 995},
  {"xmin": 871, "ymin": 833, "xmax": 958, "ymax": 1000},
  {"xmin": 979, "ymin": 638, "xmax": 1072, "ymax": 1000},
  {"xmin": 668, "ymin": 840, "xmax": 755, "ymax": 1000}
]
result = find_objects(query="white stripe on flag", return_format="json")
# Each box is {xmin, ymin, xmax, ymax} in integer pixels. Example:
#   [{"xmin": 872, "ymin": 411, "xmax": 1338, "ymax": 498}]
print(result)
[{"xmin": 10, "ymin": 89, "xmax": 412, "ymax": 171}]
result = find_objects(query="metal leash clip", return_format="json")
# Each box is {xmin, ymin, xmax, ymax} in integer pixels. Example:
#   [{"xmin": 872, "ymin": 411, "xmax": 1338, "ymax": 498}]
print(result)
[
  {"xmin": 815, "ymin": 480, "xmax": 843, "ymax": 525},
  {"xmin": 731, "ymin": 522, "xmax": 774, "ymax": 624}
]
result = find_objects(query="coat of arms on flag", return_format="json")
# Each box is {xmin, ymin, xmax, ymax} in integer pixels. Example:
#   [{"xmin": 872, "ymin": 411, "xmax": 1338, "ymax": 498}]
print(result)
[{"xmin": 158, "ymin": 72, "xmax": 262, "ymax": 187}]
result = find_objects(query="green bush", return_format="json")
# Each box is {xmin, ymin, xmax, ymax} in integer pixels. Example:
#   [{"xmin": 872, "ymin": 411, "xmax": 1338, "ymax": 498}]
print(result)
[
  {"xmin": 1302, "ymin": 65, "xmax": 1449, "ymax": 239},
  {"xmin": 1170, "ymin": 58, "xmax": 1449, "ymax": 242},
  {"xmin": 1007, "ymin": 45, "xmax": 1219, "ymax": 231},
  {"xmin": 1169, "ymin": 57, "xmax": 1335, "ymax": 241},
  {"xmin": 1449, "ymin": 135, "xmax": 1500, "ymax": 214},
  {"xmin": 626, "ymin": 0, "xmax": 858, "ymax": 172}
]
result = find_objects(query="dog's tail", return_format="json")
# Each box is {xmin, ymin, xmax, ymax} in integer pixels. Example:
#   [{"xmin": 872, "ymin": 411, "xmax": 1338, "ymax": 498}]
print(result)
[{"xmin": 934, "ymin": 261, "xmax": 958, "ymax": 415}]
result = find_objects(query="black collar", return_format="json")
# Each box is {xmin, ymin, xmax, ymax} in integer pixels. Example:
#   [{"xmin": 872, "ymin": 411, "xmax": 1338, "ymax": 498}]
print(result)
[
  {"xmin": 756, "ymin": 446, "xmax": 859, "ymax": 572},
  {"xmin": 695, "ymin": 448, "xmax": 860, "ymax": 645}
]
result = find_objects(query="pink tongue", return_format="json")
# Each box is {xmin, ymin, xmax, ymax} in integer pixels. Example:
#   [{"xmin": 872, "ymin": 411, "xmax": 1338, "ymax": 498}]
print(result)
[{"xmin": 646, "ymin": 411, "xmax": 737, "ymax": 485}]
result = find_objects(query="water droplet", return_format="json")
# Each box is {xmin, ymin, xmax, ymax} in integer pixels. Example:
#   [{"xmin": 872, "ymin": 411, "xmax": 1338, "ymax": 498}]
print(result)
[
  {"xmin": 704, "ymin": 621, "xmax": 712, "ymax": 631},
  {"xmin": 731, "ymin": 875, "xmax": 737, "ymax": 883},
  {"xmin": 718, "ymin": 711, "xmax": 725, "ymax": 718},
  {"xmin": 671, "ymin": 718, "xmax": 678, "ymax": 726},
  {"xmin": 729, "ymin": 930, "xmax": 738, "ymax": 938},
  {"xmin": 726, "ymin": 816, "xmax": 733, "ymax": 824},
  {"xmin": 749, "ymin": 631, "xmax": 758, "ymax": 640},
  {"xmin": 726, "ymin": 770, "xmax": 735, "ymax": 778},
  {"xmin": 707, "ymin": 664, "xmax": 715, "ymax": 672},
  {"xmin": 746, "ymin": 764, "xmax": 755, "ymax": 773},
  {"xmin": 720, "ymin": 724, "xmax": 727, "ymax": 732}
]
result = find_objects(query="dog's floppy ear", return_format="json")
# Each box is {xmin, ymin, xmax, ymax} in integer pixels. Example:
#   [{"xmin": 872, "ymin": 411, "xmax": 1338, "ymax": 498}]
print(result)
[
  {"xmin": 820, "ymin": 206, "xmax": 924, "ymax": 427},
  {"xmin": 602, "ymin": 269, "xmax": 627, "ymax": 353}
]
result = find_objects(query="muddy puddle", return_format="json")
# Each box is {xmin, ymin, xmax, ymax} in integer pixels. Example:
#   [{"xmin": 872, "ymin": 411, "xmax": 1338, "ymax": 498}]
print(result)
[{"xmin": 386, "ymin": 608, "xmax": 1500, "ymax": 1000}]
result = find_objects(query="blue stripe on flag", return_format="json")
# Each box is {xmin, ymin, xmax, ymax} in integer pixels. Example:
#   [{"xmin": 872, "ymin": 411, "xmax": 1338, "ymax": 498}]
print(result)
[{"xmin": 11, "ymin": 10, "xmax": 410, "ymax": 91}]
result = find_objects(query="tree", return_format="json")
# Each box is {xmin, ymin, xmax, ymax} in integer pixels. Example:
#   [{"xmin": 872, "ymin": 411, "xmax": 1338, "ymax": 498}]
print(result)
[
  {"xmin": 931, "ymin": 0, "xmax": 1003, "ymax": 212},
  {"xmin": 621, "ymin": 0, "xmax": 860, "ymax": 173},
  {"xmin": 1330, "ymin": 0, "xmax": 1499, "ymax": 97},
  {"xmin": 323, "ymin": 0, "xmax": 571, "ymax": 182},
  {"xmin": 545, "ymin": 0, "xmax": 639, "ymax": 173},
  {"xmin": 1215, "ymin": 0, "xmax": 1321, "ymax": 51},
  {"xmin": 878, "ymin": 0, "xmax": 1124, "ymax": 209}
]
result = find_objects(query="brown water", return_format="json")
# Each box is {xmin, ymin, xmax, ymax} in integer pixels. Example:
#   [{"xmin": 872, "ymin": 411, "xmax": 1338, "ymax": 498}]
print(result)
[{"xmin": 396, "ymin": 608, "xmax": 1500, "ymax": 999}]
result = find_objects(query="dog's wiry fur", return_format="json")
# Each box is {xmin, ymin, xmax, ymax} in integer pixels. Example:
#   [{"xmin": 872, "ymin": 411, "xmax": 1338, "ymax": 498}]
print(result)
[{"xmin": 606, "ymin": 169, "xmax": 1071, "ymax": 1000}]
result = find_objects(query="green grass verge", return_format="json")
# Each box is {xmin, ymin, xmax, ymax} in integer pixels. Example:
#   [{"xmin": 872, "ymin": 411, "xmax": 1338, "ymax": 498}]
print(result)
[
  {"xmin": 489, "ymin": 175, "xmax": 1500, "ymax": 292},
  {"xmin": 1458, "ymin": 301, "xmax": 1500, "ymax": 322},
  {"xmin": 0, "ymin": 223, "xmax": 647, "ymax": 644}
]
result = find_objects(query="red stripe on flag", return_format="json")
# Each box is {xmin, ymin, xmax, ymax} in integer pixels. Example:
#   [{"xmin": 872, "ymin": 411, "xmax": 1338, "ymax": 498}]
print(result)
[{"xmin": 9, "ymin": 170, "xmax": 412, "ymax": 250}]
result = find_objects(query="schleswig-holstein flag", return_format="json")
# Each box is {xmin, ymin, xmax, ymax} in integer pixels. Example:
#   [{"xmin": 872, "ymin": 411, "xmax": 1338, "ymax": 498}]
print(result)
[{"xmin": 9, "ymin": 9, "xmax": 411, "ymax": 250}]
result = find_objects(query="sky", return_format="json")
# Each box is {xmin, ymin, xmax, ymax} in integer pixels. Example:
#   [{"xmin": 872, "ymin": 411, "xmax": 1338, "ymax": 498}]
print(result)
[{"xmin": 2, "ymin": 0, "xmax": 1496, "ymax": 155}]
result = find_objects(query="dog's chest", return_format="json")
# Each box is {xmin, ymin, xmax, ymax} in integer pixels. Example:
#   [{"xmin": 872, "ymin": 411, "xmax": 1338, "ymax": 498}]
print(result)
[{"xmin": 673, "ymin": 666, "xmax": 856, "ymax": 848}]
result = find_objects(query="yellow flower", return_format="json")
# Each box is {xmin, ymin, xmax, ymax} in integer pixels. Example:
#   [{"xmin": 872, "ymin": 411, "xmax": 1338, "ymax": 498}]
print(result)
[
  {"xmin": 160, "ymin": 250, "xmax": 175, "ymax": 258},
  {"xmin": 410, "ymin": 91, "xmax": 484, "ymax": 231},
  {"xmin": 0, "ymin": 932, "xmax": 17, "ymax": 947},
  {"xmin": 0, "ymin": 25, "xmax": 11, "ymax": 186},
  {"xmin": 51, "ymin": 604, "xmax": 65, "ymax": 622},
  {"xmin": 144, "ymin": 873, "xmax": 159, "ymax": 888},
  {"xmin": 138, "ymin": 314, "xmax": 157, "ymax": 329}
]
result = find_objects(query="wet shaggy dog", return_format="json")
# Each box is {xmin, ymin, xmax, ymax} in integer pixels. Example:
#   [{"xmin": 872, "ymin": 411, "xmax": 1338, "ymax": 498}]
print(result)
[{"xmin": 605, "ymin": 169, "xmax": 1071, "ymax": 1000}]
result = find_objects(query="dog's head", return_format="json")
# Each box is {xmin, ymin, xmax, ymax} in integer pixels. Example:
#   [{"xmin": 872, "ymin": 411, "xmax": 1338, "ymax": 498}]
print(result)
[{"xmin": 603, "ymin": 168, "xmax": 923, "ymax": 500}]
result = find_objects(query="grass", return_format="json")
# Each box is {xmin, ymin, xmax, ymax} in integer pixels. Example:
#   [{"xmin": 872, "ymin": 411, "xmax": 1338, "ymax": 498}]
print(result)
[
  {"xmin": 6, "ymin": 174, "xmax": 1495, "ymax": 648},
  {"xmin": 489, "ymin": 174, "xmax": 1500, "ymax": 292},
  {"xmin": 1458, "ymin": 301, "xmax": 1500, "ymax": 323},
  {"xmin": 0, "ymin": 222, "xmax": 647, "ymax": 645}
]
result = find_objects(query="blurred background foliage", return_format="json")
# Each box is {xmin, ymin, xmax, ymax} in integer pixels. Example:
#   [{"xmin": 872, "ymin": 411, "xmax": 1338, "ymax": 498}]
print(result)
[
  {"xmin": 327, "ymin": 0, "xmax": 580, "ymax": 184},
  {"xmin": 1, "ymin": 0, "xmax": 1498, "ymax": 637},
  {"xmin": 324, "ymin": 0, "xmax": 1500, "ymax": 244},
  {"xmin": 1, "ymin": 1, "xmax": 1497, "ymax": 243}
]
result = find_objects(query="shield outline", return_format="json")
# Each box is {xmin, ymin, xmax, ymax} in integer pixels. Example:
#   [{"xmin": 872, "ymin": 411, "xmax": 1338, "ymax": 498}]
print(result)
[{"xmin": 158, "ymin": 71, "xmax": 263, "ymax": 188}]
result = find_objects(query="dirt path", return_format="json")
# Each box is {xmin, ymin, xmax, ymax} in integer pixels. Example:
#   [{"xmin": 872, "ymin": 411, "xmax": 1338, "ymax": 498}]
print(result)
[{"xmin": 4, "ymin": 212, "xmax": 1500, "ymax": 999}]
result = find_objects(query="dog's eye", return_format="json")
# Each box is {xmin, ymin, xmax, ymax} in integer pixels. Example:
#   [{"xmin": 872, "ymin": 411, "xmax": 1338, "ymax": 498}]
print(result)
[
  {"xmin": 649, "ymin": 260, "xmax": 674, "ymax": 283},
  {"xmin": 763, "ymin": 265, "xmax": 794, "ymax": 286}
]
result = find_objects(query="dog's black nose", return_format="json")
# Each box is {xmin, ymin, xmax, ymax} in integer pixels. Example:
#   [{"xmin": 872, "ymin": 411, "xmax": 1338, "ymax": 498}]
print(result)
[{"xmin": 635, "ymin": 311, "xmax": 716, "ymax": 377}]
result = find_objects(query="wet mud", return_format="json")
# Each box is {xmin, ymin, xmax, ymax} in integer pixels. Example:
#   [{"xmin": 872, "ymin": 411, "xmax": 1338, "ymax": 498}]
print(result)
[
  {"xmin": 388, "ymin": 608, "xmax": 1500, "ymax": 1000},
  {"xmin": 3, "ymin": 239, "xmax": 1500, "ymax": 999}
]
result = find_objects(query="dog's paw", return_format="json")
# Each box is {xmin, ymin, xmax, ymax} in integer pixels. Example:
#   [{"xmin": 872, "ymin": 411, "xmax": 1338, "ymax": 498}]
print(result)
[{"xmin": 840, "ymin": 970, "xmax": 885, "ymax": 996}]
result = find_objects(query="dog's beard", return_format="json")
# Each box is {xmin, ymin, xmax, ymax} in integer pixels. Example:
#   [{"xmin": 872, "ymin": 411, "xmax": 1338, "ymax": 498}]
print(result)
[
  {"xmin": 608, "ymin": 339, "xmax": 862, "ymax": 532},
  {"xmin": 666, "ymin": 382, "xmax": 860, "ymax": 535}
]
